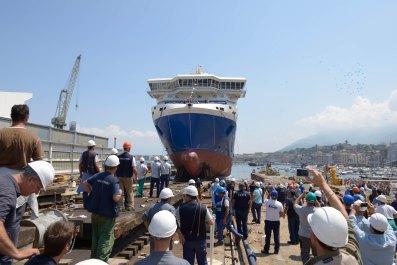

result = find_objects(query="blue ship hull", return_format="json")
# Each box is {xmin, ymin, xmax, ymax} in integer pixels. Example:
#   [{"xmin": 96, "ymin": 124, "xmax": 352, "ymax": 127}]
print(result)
[{"xmin": 154, "ymin": 112, "xmax": 236, "ymax": 179}]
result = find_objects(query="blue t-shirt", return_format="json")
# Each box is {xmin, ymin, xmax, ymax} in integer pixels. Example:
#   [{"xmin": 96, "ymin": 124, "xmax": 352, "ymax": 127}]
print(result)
[{"xmin": 87, "ymin": 172, "xmax": 120, "ymax": 219}]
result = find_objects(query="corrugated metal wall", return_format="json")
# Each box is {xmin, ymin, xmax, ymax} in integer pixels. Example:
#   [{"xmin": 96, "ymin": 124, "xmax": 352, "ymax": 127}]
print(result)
[{"xmin": 0, "ymin": 117, "xmax": 112, "ymax": 175}]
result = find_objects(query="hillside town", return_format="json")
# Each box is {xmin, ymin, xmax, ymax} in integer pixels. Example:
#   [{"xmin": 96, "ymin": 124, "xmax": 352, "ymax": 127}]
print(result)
[{"xmin": 236, "ymin": 142, "xmax": 397, "ymax": 167}]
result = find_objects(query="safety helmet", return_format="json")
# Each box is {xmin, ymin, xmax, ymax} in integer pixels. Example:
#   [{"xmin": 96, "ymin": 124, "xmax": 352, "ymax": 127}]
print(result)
[
  {"xmin": 111, "ymin": 148, "xmax": 118, "ymax": 155},
  {"xmin": 255, "ymin": 182, "xmax": 260, "ymax": 187},
  {"xmin": 352, "ymin": 187, "xmax": 360, "ymax": 194},
  {"xmin": 154, "ymin": 156, "xmax": 159, "ymax": 161},
  {"xmin": 163, "ymin": 156, "xmax": 168, "ymax": 161},
  {"xmin": 215, "ymin": 178, "xmax": 219, "ymax": 182},
  {"xmin": 75, "ymin": 259, "xmax": 108, "ymax": 265},
  {"xmin": 220, "ymin": 180, "xmax": 226, "ymax": 187},
  {"xmin": 369, "ymin": 213, "xmax": 389, "ymax": 232},
  {"xmin": 104, "ymin": 155, "xmax": 120, "ymax": 167},
  {"xmin": 306, "ymin": 192, "xmax": 317, "ymax": 203},
  {"xmin": 140, "ymin": 157, "xmax": 145, "ymax": 162},
  {"xmin": 216, "ymin": 186, "xmax": 226, "ymax": 194},
  {"xmin": 87, "ymin": 140, "xmax": 96, "ymax": 147},
  {"xmin": 148, "ymin": 210, "xmax": 177, "ymax": 238},
  {"xmin": 314, "ymin": 190, "xmax": 322, "ymax": 198},
  {"xmin": 353, "ymin": 200, "xmax": 367, "ymax": 212},
  {"xmin": 231, "ymin": 178, "xmax": 236, "ymax": 182},
  {"xmin": 270, "ymin": 190, "xmax": 278, "ymax": 198},
  {"xmin": 343, "ymin": 194, "xmax": 355, "ymax": 206},
  {"xmin": 188, "ymin": 179, "xmax": 196, "ymax": 185},
  {"xmin": 159, "ymin": 188, "xmax": 174, "ymax": 199},
  {"xmin": 376, "ymin": 195, "xmax": 387, "ymax": 204},
  {"xmin": 123, "ymin": 141, "xmax": 132, "ymax": 149},
  {"xmin": 27, "ymin": 161, "xmax": 55, "ymax": 191},
  {"xmin": 183, "ymin": 186, "xmax": 198, "ymax": 196},
  {"xmin": 308, "ymin": 207, "xmax": 348, "ymax": 248}
]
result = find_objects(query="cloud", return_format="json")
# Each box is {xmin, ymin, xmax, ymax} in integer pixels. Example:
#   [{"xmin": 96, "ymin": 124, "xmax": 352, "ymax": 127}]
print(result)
[
  {"xmin": 296, "ymin": 90, "xmax": 397, "ymax": 132},
  {"xmin": 77, "ymin": 124, "xmax": 161, "ymax": 154}
]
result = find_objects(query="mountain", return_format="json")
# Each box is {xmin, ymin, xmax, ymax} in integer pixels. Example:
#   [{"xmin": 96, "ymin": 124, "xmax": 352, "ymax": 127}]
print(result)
[{"xmin": 282, "ymin": 127, "xmax": 397, "ymax": 151}]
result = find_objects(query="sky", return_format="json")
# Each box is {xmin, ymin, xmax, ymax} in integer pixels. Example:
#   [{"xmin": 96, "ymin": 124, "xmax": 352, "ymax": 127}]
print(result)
[{"xmin": 1, "ymin": 1, "xmax": 396, "ymax": 155}]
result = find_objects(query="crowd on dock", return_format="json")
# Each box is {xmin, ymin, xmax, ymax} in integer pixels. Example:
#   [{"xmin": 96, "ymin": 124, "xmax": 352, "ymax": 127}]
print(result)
[{"xmin": 1, "ymin": 104, "xmax": 397, "ymax": 265}]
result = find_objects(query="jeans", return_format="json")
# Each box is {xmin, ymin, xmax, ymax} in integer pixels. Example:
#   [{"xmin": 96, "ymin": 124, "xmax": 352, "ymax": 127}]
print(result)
[
  {"xmin": 149, "ymin": 177, "xmax": 160, "ymax": 197},
  {"xmin": 183, "ymin": 239, "xmax": 208, "ymax": 265},
  {"xmin": 251, "ymin": 202, "xmax": 262, "ymax": 222},
  {"xmin": 216, "ymin": 213, "xmax": 231, "ymax": 242},
  {"xmin": 91, "ymin": 213, "xmax": 115, "ymax": 262},
  {"xmin": 288, "ymin": 217, "xmax": 300, "ymax": 244},
  {"xmin": 159, "ymin": 174, "xmax": 170, "ymax": 191},
  {"xmin": 299, "ymin": 236, "xmax": 317, "ymax": 264},
  {"xmin": 136, "ymin": 178, "xmax": 145, "ymax": 197},
  {"xmin": 264, "ymin": 220, "xmax": 280, "ymax": 253},
  {"xmin": 235, "ymin": 208, "xmax": 249, "ymax": 239}
]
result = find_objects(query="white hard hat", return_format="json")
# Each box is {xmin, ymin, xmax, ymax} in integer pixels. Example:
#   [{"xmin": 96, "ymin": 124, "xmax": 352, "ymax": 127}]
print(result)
[
  {"xmin": 188, "ymin": 179, "xmax": 196, "ymax": 185},
  {"xmin": 231, "ymin": 178, "xmax": 236, "ymax": 182},
  {"xmin": 183, "ymin": 186, "xmax": 198, "ymax": 196},
  {"xmin": 369, "ymin": 213, "xmax": 389, "ymax": 232},
  {"xmin": 75, "ymin": 259, "xmax": 107, "ymax": 265},
  {"xmin": 255, "ymin": 182, "xmax": 260, "ymax": 187},
  {"xmin": 314, "ymin": 190, "xmax": 322, "ymax": 197},
  {"xmin": 87, "ymin": 140, "xmax": 96, "ymax": 147},
  {"xmin": 376, "ymin": 195, "xmax": 387, "ymax": 204},
  {"xmin": 148, "ymin": 210, "xmax": 177, "ymax": 238},
  {"xmin": 27, "ymin": 161, "xmax": 55, "ymax": 191},
  {"xmin": 159, "ymin": 188, "xmax": 174, "ymax": 199},
  {"xmin": 307, "ymin": 207, "xmax": 348, "ymax": 248},
  {"xmin": 111, "ymin": 148, "xmax": 118, "ymax": 155},
  {"xmin": 353, "ymin": 200, "xmax": 367, "ymax": 212},
  {"xmin": 163, "ymin": 156, "xmax": 168, "ymax": 161},
  {"xmin": 140, "ymin": 157, "xmax": 145, "ymax": 162},
  {"xmin": 104, "ymin": 155, "xmax": 120, "ymax": 167},
  {"xmin": 154, "ymin": 156, "xmax": 159, "ymax": 161},
  {"xmin": 215, "ymin": 178, "xmax": 219, "ymax": 182}
]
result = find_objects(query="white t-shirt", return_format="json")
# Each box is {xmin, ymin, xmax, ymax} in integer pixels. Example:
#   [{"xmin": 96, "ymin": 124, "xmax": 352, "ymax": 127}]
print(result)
[
  {"xmin": 264, "ymin": 199, "xmax": 283, "ymax": 221},
  {"xmin": 160, "ymin": 162, "xmax": 171, "ymax": 175},
  {"xmin": 376, "ymin": 204, "xmax": 397, "ymax": 219},
  {"xmin": 137, "ymin": 163, "xmax": 148, "ymax": 180}
]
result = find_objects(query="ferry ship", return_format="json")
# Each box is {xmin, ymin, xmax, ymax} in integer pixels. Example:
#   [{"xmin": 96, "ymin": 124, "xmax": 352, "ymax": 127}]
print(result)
[{"xmin": 147, "ymin": 67, "xmax": 246, "ymax": 180}]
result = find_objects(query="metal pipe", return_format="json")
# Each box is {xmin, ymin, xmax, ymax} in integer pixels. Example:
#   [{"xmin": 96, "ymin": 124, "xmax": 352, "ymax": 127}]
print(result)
[{"xmin": 243, "ymin": 241, "xmax": 257, "ymax": 265}]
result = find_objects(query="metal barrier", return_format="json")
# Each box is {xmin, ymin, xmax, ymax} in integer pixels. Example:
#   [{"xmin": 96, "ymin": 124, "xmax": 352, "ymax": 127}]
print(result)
[{"xmin": 21, "ymin": 209, "xmax": 68, "ymax": 248}]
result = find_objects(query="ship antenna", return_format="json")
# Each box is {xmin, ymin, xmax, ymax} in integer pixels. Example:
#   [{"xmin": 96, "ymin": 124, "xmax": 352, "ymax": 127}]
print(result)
[{"xmin": 193, "ymin": 65, "xmax": 205, "ymax": 75}]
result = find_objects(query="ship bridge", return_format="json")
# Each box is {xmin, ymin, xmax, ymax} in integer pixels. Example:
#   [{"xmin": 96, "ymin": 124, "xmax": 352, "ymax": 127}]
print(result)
[{"xmin": 147, "ymin": 72, "xmax": 246, "ymax": 104}]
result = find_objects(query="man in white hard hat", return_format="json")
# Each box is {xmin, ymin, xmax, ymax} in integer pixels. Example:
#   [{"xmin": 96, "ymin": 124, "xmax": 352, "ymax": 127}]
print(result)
[
  {"xmin": 188, "ymin": 179, "xmax": 196, "ymax": 186},
  {"xmin": 82, "ymin": 155, "xmax": 122, "ymax": 262},
  {"xmin": 176, "ymin": 186, "xmax": 214, "ymax": 265},
  {"xmin": 75, "ymin": 259, "xmax": 107, "ymax": 265},
  {"xmin": 136, "ymin": 157, "xmax": 148, "ymax": 198},
  {"xmin": 251, "ymin": 182, "xmax": 263, "ymax": 224},
  {"xmin": 350, "ymin": 207, "xmax": 396, "ymax": 265},
  {"xmin": 350, "ymin": 200, "xmax": 370, "ymax": 232},
  {"xmin": 150, "ymin": 156, "xmax": 161, "ymax": 198},
  {"xmin": 143, "ymin": 187, "xmax": 176, "ymax": 252},
  {"xmin": 374, "ymin": 194, "xmax": 397, "ymax": 230},
  {"xmin": 314, "ymin": 190, "xmax": 325, "ymax": 207},
  {"xmin": 159, "ymin": 155, "xmax": 172, "ymax": 191},
  {"xmin": 136, "ymin": 210, "xmax": 189, "ymax": 265},
  {"xmin": 77, "ymin": 140, "xmax": 100, "ymax": 194},
  {"xmin": 0, "ymin": 160, "xmax": 55, "ymax": 264},
  {"xmin": 305, "ymin": 167, "xmax": 362, "ymax": 265}
]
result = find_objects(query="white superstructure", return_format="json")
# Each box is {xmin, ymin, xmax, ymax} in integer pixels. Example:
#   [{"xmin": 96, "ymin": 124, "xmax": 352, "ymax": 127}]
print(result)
[{"xmin": 0, "ymin": 91, "xmax": 33, "ymax": 118}]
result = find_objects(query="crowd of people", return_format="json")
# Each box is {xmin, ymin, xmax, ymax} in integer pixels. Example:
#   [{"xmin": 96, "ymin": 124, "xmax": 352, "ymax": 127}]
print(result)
[{"xmin": 1, "ymin": 104, "xmax": 397, "ymax": 265}]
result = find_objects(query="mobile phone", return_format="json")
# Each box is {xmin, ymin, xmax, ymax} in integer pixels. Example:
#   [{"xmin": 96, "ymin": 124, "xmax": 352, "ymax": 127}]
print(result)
[
  {"xmin": 297, "ymin": 169, "xmax": 309, "ymax": 177},
  {"xmin": 360, "ymin": 203, "xmax": 368, "ymax": 207}
]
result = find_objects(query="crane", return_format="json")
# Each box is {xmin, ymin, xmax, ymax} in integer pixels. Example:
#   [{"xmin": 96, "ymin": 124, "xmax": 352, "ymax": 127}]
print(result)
[{"xmin": 51, "ymin": 55, "xmax": 81, "ymax": 129}]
